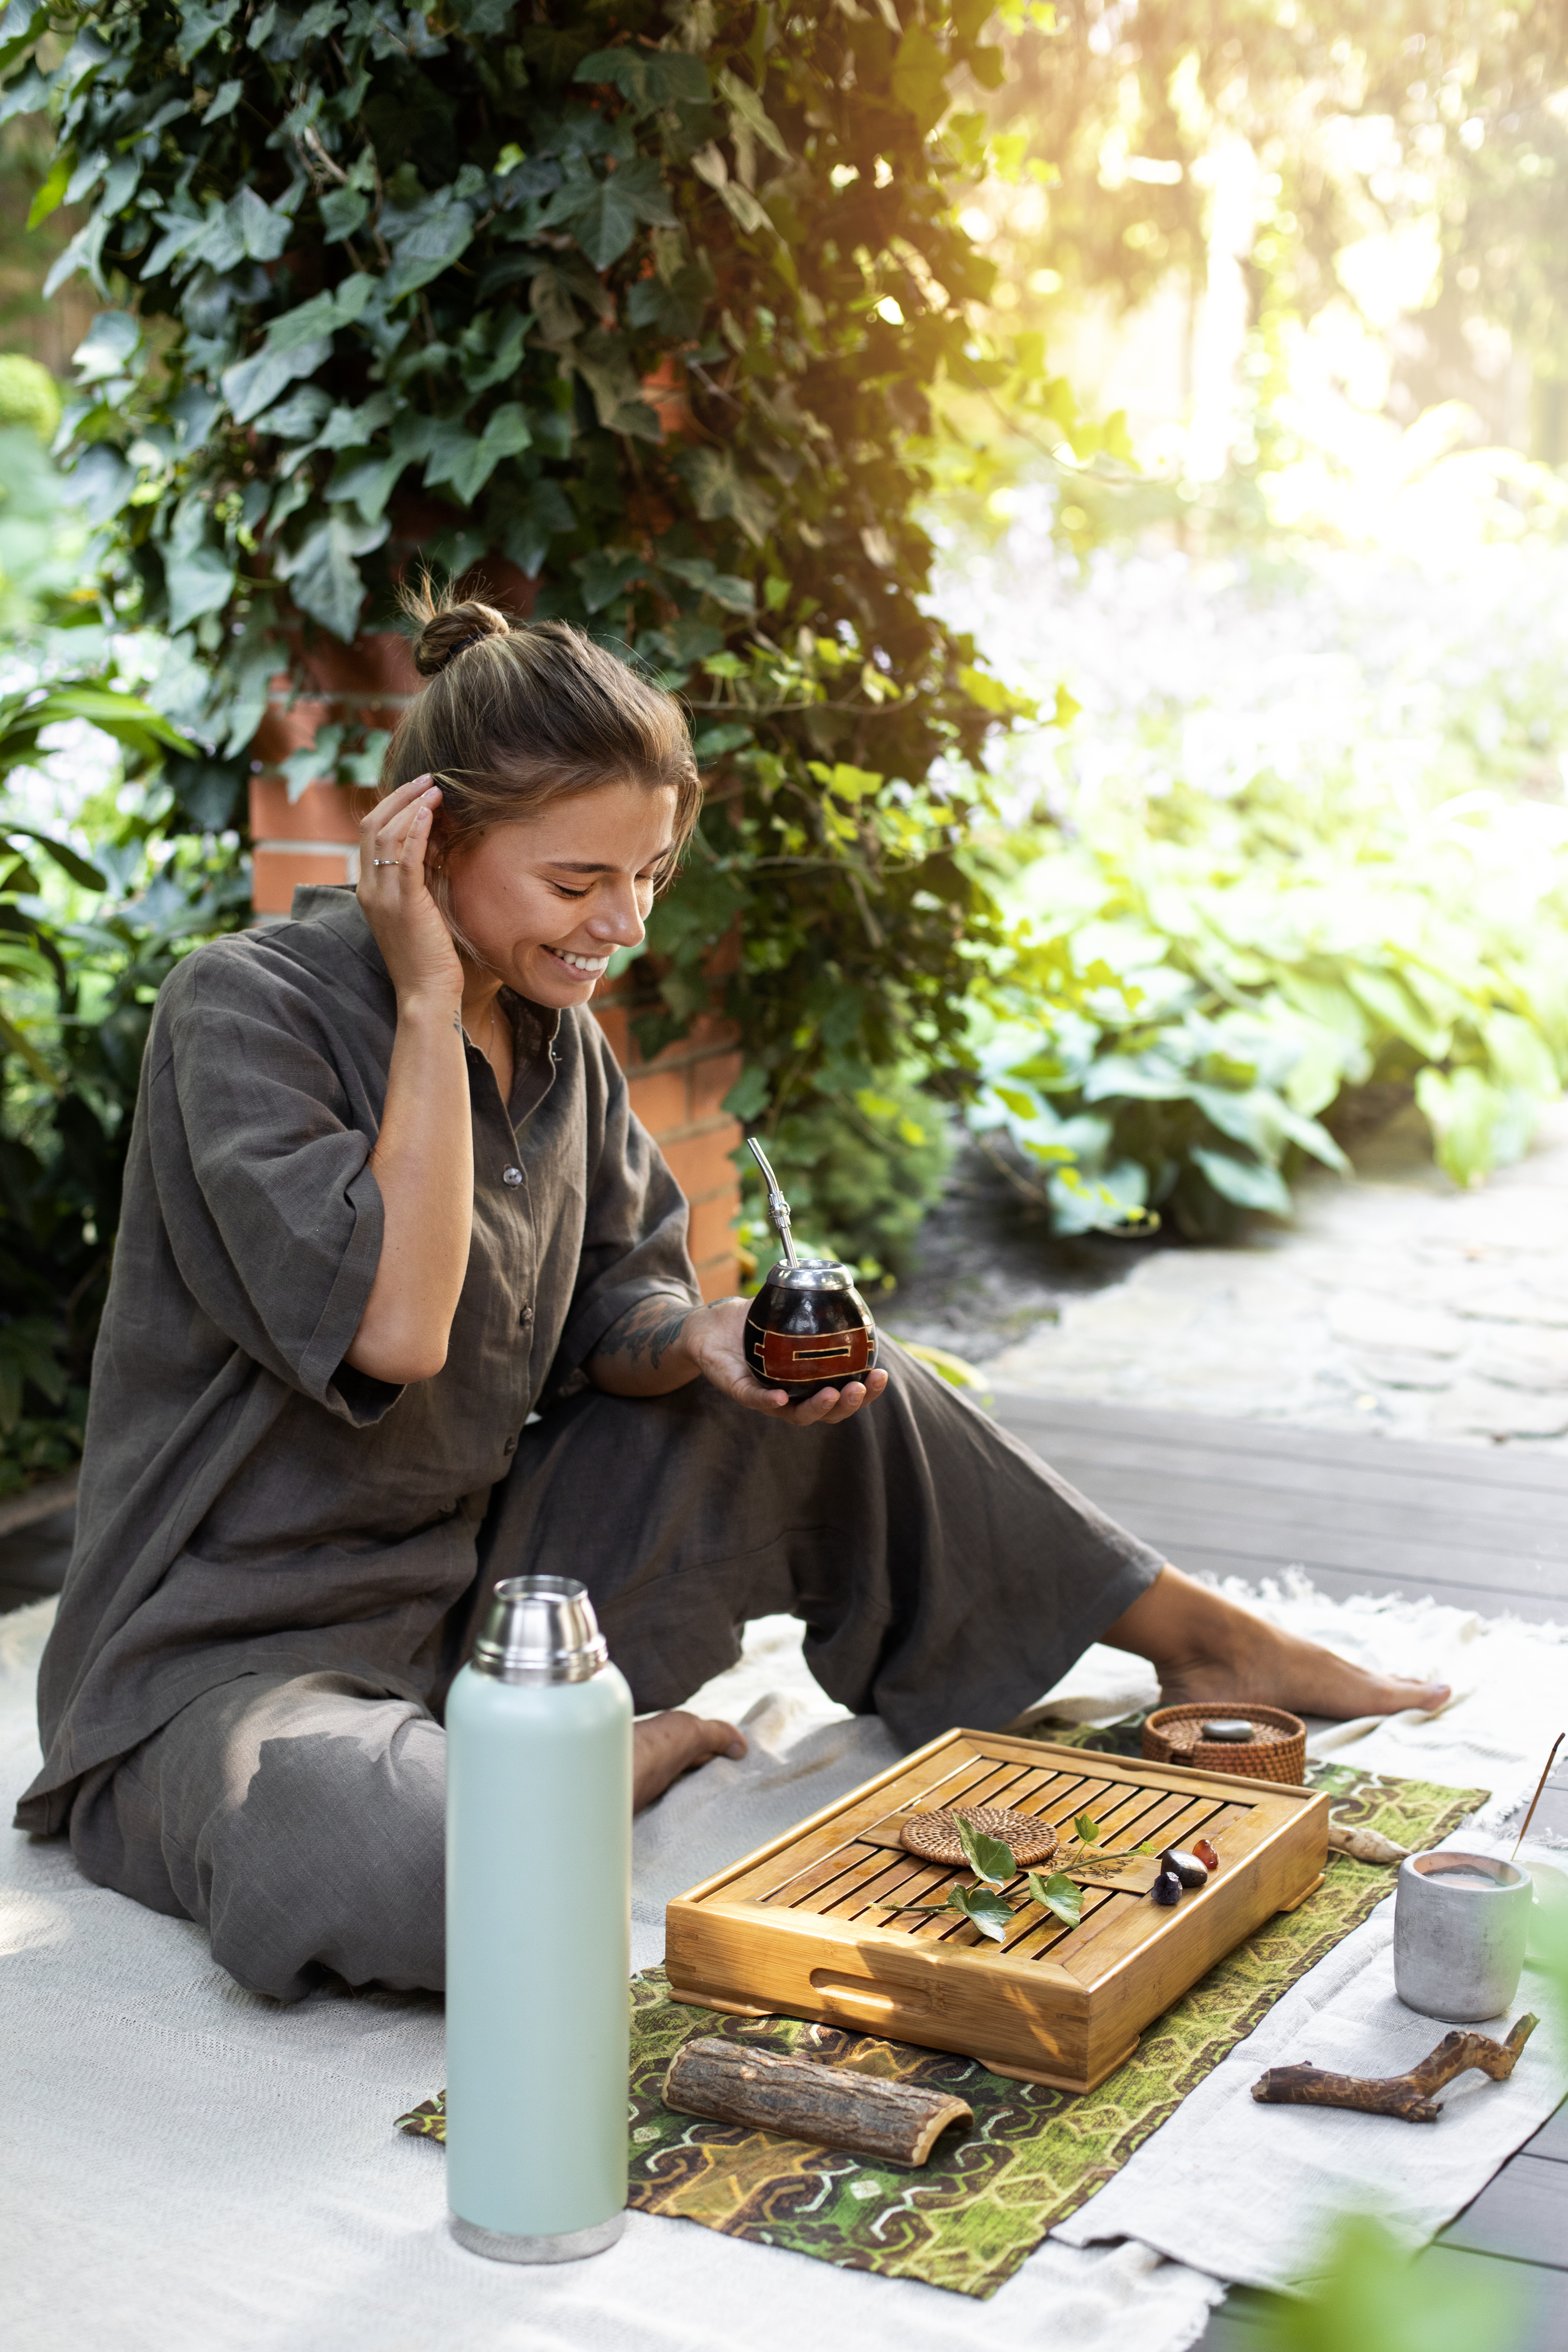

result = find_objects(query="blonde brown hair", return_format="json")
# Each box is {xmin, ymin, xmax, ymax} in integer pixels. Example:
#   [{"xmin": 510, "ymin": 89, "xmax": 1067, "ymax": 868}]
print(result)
[{"xmin": 379, "ymin": 581, "xmax": 701, "ymax": 951}]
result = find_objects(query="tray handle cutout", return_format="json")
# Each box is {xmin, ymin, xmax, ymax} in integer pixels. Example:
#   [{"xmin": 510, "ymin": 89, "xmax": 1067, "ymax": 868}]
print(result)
[{"xmin": 810, "ymin": 1969, "xmax": 933, "ymax": 2019}]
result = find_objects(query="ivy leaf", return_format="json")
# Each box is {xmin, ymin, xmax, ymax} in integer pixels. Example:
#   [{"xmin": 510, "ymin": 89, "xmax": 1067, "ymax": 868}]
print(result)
[
  {"xmin": 955, "ymin": 1815, "xmax": 1016, "ymax": 1889},
  {"xmin": 0, "ymin": 2, "xmax": 50, "ymax": 80},
  {"xmin": 266, "ymin": 274, "xmax": 374, "ymax": 352},
  {"xmin": 321, "ymin": 187, "xmax": 370, "ymax": 243},
  {"xmin": 1028, "ymin": 1871, "xmax": 1085, "ymax": 1930},
  {"xmin": 573, "ymin": 329, "xmax": 660, "ymax": 440},
  {"xmin": 274, "ymin": 512, "xmax": 389, "ymax": 642},
  {"xmin": 948, "ymin": 1885, "xmax": 1014, "ymax": 1945},
  {"xmin": 252, "ymin": 386, "xmax": 335, "ymax": 442},
  {"xmin": 71, "ymin": 310, "xmax": 139, "ymax": 385},
  {"xmin": 1073, "ymin": 1812, "xmax": 1101, "ymax": 1847},
  {"xmin": 540, "ymin": 153, "xmax": 676, "ymax": 268},
  {"xmin": 423, "ymin": 402, "xmax": 532, "ymax": 504},
  {"xmin": 890, "ymin": 24, "xmax": 953, "ymax": 134},
  {"xmin": 658, "ymin": 555, "xmax": 755, "ymax": 613},
  {"xmin": 449, "ymin": 0, "xmax": 514, "ymax": 31},
  {"xmin": 626, "ymin": 265, "xmax": 709, "ymax": 339},
  {"xmin": 174, "ymin": 0, "xmax": 236, "ymax": 63},
  {"xmin": 519, "ymin": 22, "xmax": 595, "ymax": 83},
  {"xmin": 575, "ymin": 46, "xmax": 710, "ymax": 115},
  {"xmin": 715, "ymin": 66, "xmax": 790, "ymax": 161},
  {"xmin": 574, "ymin": 546, "xmax": 645, "ymax": 612},
  {"xmin": 674, "ymin": 447, "xmax": 776, "ymax": 545},
  {"xmin": 383, "ymin": 198, "xmax": 475, "ymax": 302},
  {"xmin": 164, "ymin": 542, "xmax": 236, "ymax": 634},
  {"xmin": 495, "ymin": 479, "xmax": 575, "ymax": 578},
  {"xmin": 222, "ymin": 337, "xmax": 331, "ymax": 427},
  {"xmin": 201, "ymin": 186, "xmax": 293, "ymax": 270},
  {"xmin": 26, "ymin": 148, "xmax": 69, "ymax": 228},
  {"xmin": 68, "ymin": 443, "xmax": 134, "ymax": 525},
  {"xmin": 692, "ymin": 720, "xmax": 754, "ymax": 761}
]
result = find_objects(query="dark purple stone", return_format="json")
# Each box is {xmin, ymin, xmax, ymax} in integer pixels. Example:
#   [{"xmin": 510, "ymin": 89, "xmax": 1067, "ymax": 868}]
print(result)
[
  {"xmin": 1161, "ymin": 1849, "xmax": 1209, "ymax": 1889},
  {"xmin": 1153, "ymin": 1869, "xmax": 1182, "ymax": 1907}
]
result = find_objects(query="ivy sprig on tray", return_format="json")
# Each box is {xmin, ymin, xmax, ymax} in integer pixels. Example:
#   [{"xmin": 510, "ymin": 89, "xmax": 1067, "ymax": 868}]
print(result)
[{"xmin": 875, "ymin": 1813, "xmax": 1154, "ymax": 1949}]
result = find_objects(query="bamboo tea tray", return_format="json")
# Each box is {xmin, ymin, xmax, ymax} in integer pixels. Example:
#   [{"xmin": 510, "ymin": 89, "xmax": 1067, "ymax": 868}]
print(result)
[{"xmin": 666, "ymin": 1729, "xmax": 1329, "ymax": 2094}]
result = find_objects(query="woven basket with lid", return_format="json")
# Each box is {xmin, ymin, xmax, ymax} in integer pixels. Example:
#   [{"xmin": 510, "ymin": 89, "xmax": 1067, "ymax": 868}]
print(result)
[{"xmin": 1141, "ymin": 1702, "xmax": 1307, "ymax": 1784}]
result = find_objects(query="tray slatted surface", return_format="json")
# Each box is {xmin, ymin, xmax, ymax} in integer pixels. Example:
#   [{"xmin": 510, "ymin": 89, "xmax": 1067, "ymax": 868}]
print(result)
[{"xmin": 668, "ymin": 1730, "xmax": 1328, "ymax": 2092}]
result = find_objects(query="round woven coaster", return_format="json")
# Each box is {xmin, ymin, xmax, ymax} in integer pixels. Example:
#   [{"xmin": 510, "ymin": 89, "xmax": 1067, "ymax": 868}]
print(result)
[
  {"xmin": 1141, "ymin": 1702, "xmax": 1307, "ymax": 1784},
  {"xmin": 899, "ymin": 1805, "xmax": 1060, "ymax": 1867}
]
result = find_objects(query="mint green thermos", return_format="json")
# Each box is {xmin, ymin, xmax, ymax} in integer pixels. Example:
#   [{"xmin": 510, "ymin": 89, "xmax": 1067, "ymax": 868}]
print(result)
[{"xmin": 445, "ymin": 1574, "xmax": 633, "ymax": 2261}]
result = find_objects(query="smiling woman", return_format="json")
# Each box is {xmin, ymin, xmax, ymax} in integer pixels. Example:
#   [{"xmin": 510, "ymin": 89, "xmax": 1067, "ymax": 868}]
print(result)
[
  {"xmin": 345, "ymin": 591, "xmax": 701, "ymax": 1390},
  {"xmin": 13, "ymin": 601, "xmax": 1448, "ymax": 2009}
]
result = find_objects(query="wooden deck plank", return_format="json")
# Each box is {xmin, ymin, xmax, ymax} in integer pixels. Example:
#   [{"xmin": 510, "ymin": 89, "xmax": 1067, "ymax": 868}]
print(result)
[
  {"xmin": 1523, "ymin": 2099, "xmax": 1568, "ymax": 2164},
  {"xmin": 1042, "ymin": 1495, "xmax": 1568, "ymax": 1600},
  {"xmin": 992, "ymin": 1393, "xmax": 1568, "ymax": 1494},
  {"xmin": 991, "ymin": 1393, "xmax": 1568, "ymax": 1619},
  {"xmin": 1010, "ymin": 1453, "xmax": 1568, "ymax": 1565},
  {"xmin": 1437, "ymin": 2154, "xmax": 1568, "ymax": 2268},
  {"xmin": 998, "ymin": 1427, "xmax": 1568, "ymax": 1540},
  {"xmin": 1198, "ymin": 2247, "xmax": 1568, "ymax": 2352}
]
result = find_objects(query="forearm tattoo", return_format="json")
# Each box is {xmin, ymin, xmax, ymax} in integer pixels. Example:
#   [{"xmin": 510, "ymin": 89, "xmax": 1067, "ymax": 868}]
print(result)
[{"xmin": 593, "ymin": 1294, "xmax": 697, "ymax": 1371}]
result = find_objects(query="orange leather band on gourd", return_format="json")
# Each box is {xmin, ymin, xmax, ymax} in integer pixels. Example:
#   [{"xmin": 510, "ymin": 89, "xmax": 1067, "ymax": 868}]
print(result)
[{"xmin": 761, "ymin": 1326, "xmax": 873, "ymax": 1381}]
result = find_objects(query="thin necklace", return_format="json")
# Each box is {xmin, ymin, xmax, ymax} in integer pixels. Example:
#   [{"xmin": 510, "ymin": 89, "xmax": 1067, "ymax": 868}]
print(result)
[{"xmin": 464, "ymin": 999, "xmax": 499, "ymax": 1065}]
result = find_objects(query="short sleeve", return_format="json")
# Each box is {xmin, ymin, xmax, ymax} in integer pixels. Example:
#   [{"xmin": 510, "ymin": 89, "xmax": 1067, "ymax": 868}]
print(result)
[
  {"xmin": 147, "ymin": 947, "xmax": 400, "ymax": 1426},
  {"xmin": 551, "ymin": 1017, "xmax": 702, "ymax": 1382}
]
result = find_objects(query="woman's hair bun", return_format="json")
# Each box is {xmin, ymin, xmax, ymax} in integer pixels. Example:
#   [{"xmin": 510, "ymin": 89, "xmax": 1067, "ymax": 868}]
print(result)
[{"xmin": 401, "ymin": 578, "xmax": 514, "ymax": 678}]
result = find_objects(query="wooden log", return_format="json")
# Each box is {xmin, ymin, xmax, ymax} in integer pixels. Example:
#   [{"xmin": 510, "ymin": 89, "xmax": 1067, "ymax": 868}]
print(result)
[
  {"xmin": 1251, "ymin": 2012, "xmax": 1538, "ymax": 2123},
  {"xmin": 662, "ymin": 2037, "xmax": 973, "ymax": 2165}
]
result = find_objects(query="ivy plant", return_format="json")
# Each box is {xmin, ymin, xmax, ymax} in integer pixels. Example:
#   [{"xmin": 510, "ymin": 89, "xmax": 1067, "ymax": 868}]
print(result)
[{"xmin": 4, "ymin": 0, "xmax": 1091, "ymax": 1118}]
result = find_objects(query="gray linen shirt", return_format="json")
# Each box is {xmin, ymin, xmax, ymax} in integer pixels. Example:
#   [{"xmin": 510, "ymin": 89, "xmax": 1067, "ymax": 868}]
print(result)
[{"xmin": 16, "ymin": 885, "xmax": 699, "ymax": 1835}]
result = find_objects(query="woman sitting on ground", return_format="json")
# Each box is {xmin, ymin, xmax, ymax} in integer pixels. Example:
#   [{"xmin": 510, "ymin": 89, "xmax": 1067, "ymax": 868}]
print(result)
[{"xmin": 16, "ymin": 594, "xmax": 1448, "ymax": 2002}]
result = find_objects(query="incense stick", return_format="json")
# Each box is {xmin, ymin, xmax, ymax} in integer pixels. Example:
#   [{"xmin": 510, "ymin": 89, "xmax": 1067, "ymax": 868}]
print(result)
[{"xmin": 1510, "ymin": 1731, "xmax": 1565, "ymax": 1864}]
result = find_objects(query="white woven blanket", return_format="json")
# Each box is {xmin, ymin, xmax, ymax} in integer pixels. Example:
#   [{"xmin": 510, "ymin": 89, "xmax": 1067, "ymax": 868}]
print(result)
[{"xmin": 4, "ymin": 1576, "xmax": 1562, "ymax": 2348}]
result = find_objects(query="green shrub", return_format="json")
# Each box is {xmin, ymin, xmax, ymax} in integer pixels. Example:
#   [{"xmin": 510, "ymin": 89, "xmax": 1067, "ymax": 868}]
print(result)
[
  {"xmin": 0, "ymin": 422, "xmax": 213, "ymax": 1492},
  {"xmin": 971, "ymin": 792, "xmax": 1568, "ymax": 1236},
  {"xmin": 0, "ymin": 352, "xmax": 61, "ymax": 441}
]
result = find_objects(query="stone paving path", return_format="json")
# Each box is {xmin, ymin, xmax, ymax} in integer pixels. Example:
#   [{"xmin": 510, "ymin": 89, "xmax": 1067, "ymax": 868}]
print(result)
[{"xmin": 981, "ymin": 1102, "xmax": 1568, "ymax": 1451}]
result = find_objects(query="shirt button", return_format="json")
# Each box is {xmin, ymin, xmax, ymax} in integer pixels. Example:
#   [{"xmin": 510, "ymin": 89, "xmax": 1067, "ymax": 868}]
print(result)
[
  {"xmin": 502, "ymin": 1166, "xmax": 523, "ymax": 1187},
  {"xmin": 518, "ymin": 1303, "xmax": 534, "ymax": 1328}
]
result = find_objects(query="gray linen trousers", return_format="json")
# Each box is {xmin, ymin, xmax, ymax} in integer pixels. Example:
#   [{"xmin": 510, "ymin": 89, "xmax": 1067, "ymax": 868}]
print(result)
[{"xmin": 16, "ymin": 888, "xmax": 1163, "ymax": 2001}]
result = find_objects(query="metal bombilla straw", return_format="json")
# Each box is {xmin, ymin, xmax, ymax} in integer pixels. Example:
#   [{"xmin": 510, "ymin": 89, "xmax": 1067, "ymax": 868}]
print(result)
[{"xmin": 747, "ymin": 1136, "xmax": 799, "ymax": 1270}]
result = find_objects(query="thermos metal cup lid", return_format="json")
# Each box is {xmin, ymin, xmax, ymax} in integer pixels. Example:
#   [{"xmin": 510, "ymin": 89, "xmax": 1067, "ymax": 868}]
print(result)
[{"xmin": 472, "ymin": 1575, "xmax": 609, "ymax": 1685}]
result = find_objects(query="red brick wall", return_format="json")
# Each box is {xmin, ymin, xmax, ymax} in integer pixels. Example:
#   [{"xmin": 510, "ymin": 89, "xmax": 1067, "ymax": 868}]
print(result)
[
  {"xmin": 249, "ymin": 650, "xmax": 742, "ymax": 1293},
  {"xmin": 588, "ymin": 983, "xmax": 743, "ymax": 1301}
]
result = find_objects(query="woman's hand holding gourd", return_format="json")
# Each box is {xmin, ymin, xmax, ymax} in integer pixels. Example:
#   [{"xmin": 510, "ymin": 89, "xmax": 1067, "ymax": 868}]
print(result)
[
  {"xmin": 680, "ymin": 1298, "xmax": 889, "ymax": 1427},
  {"xmin": 356, "ymin": 774, "xmax": 463, "ymax": 1007}
]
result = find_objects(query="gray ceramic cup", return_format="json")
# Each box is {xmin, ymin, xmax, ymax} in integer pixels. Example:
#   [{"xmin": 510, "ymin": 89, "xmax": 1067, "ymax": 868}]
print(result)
[{"xmin": 1393, "ymin": 1849, "xmax": 1532, "ymax": 2022}]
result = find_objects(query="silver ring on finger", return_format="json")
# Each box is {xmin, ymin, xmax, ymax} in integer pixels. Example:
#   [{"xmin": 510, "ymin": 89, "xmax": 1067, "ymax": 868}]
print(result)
[{"xmin": 372, "ymin": 858, "xmax": 402, "ymax": 868}]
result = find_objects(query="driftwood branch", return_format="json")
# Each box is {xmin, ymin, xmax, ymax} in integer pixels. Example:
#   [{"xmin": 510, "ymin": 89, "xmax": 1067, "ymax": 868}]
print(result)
[
  {"xmin": 1251, "ymin": 2013, "xmax": 1538, "ymax": 2123},
  {"xmin": 663, "ymin": 2037, "xmax": 973, "ymax": 2166}
]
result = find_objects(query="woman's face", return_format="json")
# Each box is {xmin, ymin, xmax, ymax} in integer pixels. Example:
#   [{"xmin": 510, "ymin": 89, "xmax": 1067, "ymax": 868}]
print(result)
[{"xmin": 442, "ymin": 779, "xmax": 678, "ymax": 1007}]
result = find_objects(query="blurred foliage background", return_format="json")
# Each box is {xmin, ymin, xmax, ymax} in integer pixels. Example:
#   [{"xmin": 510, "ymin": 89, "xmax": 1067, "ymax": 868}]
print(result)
[{"xmin": 6, "ymin": 0, "xmax": 1568, "ymax": 1487}]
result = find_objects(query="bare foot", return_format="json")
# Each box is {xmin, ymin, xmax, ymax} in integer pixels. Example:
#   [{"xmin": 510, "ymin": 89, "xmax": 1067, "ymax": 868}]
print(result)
[
  {"xmin": 633, "ymin": 1710, "xmax": 747, "ymax": 1811},
  {"xmin": 1104, "ymin": 1567, "xmax": 1450, "ymax": 1721}
]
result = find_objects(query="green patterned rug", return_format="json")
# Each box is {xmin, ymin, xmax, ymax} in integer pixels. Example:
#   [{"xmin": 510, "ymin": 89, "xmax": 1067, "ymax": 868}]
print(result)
[{"xmin": 398, "ymin": 1751, "xmax": 1485, "ymax": 2299}]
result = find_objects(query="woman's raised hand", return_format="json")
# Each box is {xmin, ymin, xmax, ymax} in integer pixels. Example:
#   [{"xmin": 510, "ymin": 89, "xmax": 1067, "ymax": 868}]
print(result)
[{"xmin": 356, "ymin": 776, "xmax": 463, "ymax": 1005}]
